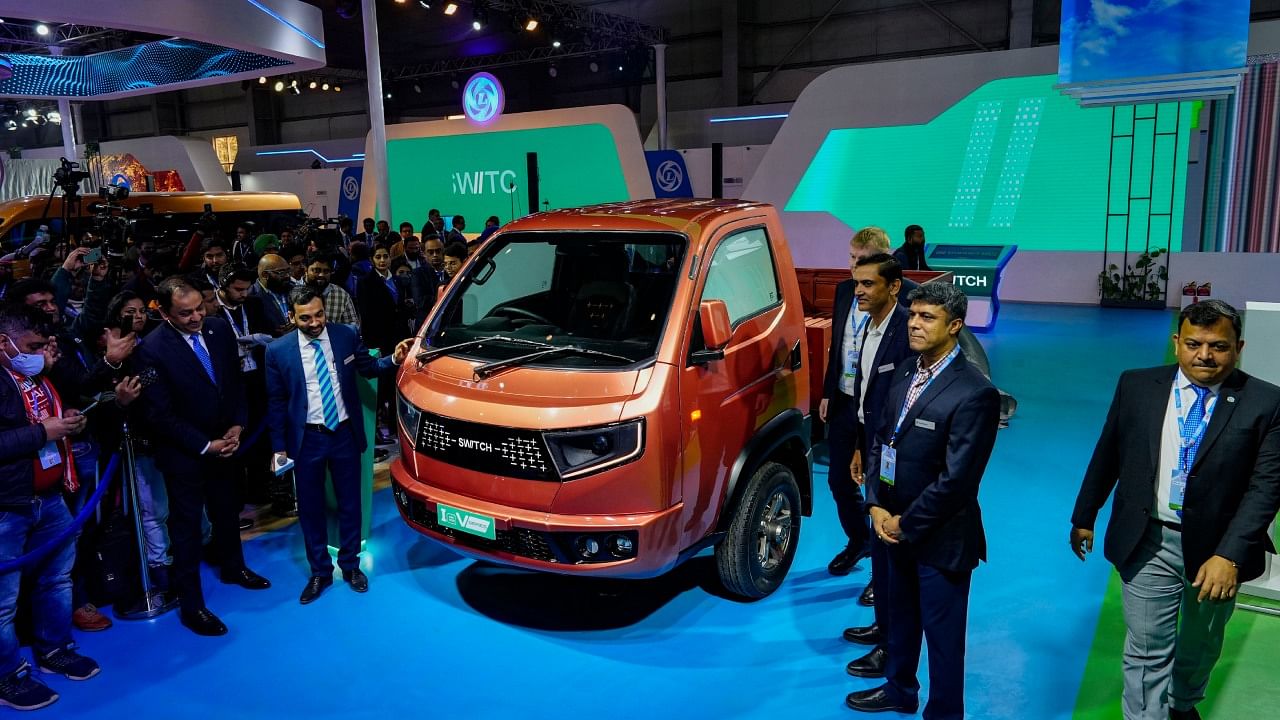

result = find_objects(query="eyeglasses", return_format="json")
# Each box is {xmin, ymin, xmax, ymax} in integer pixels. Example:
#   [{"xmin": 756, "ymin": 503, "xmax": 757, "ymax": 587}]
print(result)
[{"xmin": 263, "ymin": 269, "xmax": 292, "ymax": 278}]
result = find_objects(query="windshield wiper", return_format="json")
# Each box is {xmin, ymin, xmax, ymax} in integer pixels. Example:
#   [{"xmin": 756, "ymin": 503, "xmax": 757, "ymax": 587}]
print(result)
[
  {"xmin": 473, "ymin": 346, "xmax": 636, "ymax": 379},
  {"xmin": 416, "ymin": 335, "xmax": 555, "ymax": 366}
]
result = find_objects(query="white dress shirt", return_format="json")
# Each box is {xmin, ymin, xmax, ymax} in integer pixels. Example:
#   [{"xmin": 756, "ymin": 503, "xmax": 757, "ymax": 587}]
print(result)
[
  {"xmin": 838, "ymin": 306, "xmax": 868, "ymax": 397},
  {"xmin": 1154, "ymin": 369, "xmax": 1221, "ymax": 523},
  {"xmin": 857, "ymin": 310, "xmax": 890, "ymax": 423},
  {"xmin": 298, "ymin": 328, "xmax": 350, "ymax": 425}
]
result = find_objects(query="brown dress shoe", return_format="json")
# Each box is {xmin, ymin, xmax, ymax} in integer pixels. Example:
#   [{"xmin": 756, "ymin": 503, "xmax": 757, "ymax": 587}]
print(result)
[{"xmin": 71, "ymin": 604, "xmax": 112, "ymax": 632}]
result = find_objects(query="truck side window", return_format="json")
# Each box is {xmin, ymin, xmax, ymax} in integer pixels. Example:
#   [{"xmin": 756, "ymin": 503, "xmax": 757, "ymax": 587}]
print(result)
[{"xmin": 701, "ymin": 227, "xmax": 780, "ymax": 327}]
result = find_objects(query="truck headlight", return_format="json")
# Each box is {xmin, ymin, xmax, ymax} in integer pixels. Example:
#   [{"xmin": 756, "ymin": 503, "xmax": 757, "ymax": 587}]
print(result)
[
  {"xmin": 397, "ymin": 391, "xmax": 422, "ymax": 437},
  {"xmin": 543, "ymin": 419, "xmax": 644, "ymax": 479}
]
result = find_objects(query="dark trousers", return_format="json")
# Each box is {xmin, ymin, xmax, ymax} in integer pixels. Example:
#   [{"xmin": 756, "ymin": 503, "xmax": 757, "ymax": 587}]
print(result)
[
  {"xmin": 163, "ymin": 454, "xmax": 247, "ymax": 614},
  {"xmin": 883, "ymin": 544, "xmax": 971, "ymax": 720},
  {"xmin": 870, "ymin": 536, "xmax": 890, "ymax": 638},
  {"xmin": 826, "ymin": 394, "xmax": 869, "ymax": 550},
  {"xmin": 294, "ymin": 424, "xmax": 362, "ymax": 576}
]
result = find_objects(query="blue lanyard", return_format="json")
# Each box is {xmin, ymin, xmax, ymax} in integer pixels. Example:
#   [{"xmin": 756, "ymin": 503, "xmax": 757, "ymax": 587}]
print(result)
[
  {"xmin": 222, "ymin": 304, "xmax": 247, "ymax": 336},
  {"xmin": 1172, "ymin": 379, "xmax": 1215, "ymax": 475},
  {"xmin": 890, "ymin": 344, "xmax": 960, "ymax": 445},
  {"xmin": 849, "ymin": 311, "xmax": 870, "ymax": 352}
]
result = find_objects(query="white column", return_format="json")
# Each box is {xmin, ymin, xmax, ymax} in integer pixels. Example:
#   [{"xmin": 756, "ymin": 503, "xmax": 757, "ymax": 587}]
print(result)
[
  {"xmin": 654, "ymin": 43, "xmax": 668, "ymax": 150},
  {"xmin": 362, "ymin": 0, "xmax": 392, "ymax": 222},
  {"xmin": 48, "ymin": 46, "xmax": 77, "ymax": 160}
]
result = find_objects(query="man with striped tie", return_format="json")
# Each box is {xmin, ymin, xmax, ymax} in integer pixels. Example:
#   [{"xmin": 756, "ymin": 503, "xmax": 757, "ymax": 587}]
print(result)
[{"xmin": 265, "ymin": 285, "xmax": 413, "ymax": 604}]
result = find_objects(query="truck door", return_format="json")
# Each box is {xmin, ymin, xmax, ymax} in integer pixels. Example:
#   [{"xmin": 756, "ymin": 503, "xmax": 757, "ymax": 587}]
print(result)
[{"xmin": 677, "ymin": 221, "xmax": 798, "ymax": 542}]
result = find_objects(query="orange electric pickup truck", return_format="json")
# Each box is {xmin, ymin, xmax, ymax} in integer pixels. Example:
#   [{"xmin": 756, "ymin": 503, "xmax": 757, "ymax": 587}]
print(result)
[{"xmin": 391, "ymin": 199, "xmax": 812, "ymax": 598}]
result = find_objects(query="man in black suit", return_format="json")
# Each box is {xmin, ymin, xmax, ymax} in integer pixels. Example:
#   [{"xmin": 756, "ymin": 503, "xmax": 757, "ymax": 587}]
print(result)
[
  {"xmin": 840, "ymin": 253, "xmax": 915, "ymax": 680},
  {"xmin": 850, "ymin": 282, "xmax": 1000, "ymax": 717},
  {"xmin": 1070, "ymin": 300, "xmax": 1280, "ymax": 720},
  {"xmin": 135, "ymin": 278, "xmax": 271, "ymax": 637},
  {"xmin": 821, "ymin": 228, "xmax": 894, "ymax": 577},
  {"xmin": 216, "ymin": 264, "xmax": 276, "ymax": 510}
]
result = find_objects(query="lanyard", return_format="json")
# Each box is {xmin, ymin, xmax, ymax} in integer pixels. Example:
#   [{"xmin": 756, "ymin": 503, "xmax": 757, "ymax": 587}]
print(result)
[
  {"xmin": 890, "ymin": 344, "xmax": 960, "ymax": 445},
  {"xmin": 848, "ymin": 311, "xmax": 870, "ymax": 353},
  {"xmin": 221, "ymin": 303, "xmax": 248, "ymax": 336},
  {"xmin": 1172, "ymin": 379, "xmax": 1216, "ymax": 475}
]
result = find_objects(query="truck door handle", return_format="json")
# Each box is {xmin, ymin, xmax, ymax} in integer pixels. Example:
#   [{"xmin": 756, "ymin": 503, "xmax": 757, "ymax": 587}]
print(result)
[{"xmin": 790, "ymin": 340, "xmax": 803, "ymax": 371}]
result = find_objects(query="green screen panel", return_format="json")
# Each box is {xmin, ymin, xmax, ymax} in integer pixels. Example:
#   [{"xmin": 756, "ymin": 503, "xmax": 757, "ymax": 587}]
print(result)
[
  {"xmin": 786, "ymin": 75, "xmax": 1193, "ymax": 252},
  {"xmin": 385, "ymin": 123, "xmax": 631, "ymax": 227}
]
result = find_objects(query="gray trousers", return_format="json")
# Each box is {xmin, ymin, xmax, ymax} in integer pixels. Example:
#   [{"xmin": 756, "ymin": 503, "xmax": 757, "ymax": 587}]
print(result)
[{"xmin": 1119, "ymin": 520, "xmax": 1236, "ymax": 719}]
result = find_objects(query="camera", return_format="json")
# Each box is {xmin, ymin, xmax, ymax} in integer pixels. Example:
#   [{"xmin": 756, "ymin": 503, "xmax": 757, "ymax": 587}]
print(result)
[
  {"xmin": 53, "ymin": 157, "xmax": 90, "ymax": 197},
  {"xmin": 99, "ymin": 183, "xmax": 130, "ymax": 202}
]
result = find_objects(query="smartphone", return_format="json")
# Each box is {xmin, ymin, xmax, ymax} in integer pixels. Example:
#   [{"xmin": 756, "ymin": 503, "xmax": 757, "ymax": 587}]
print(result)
[
  {"xmin": 79, "ymin": 400, "xmax": 101, "ymax": 413},
  {"xmin": 83, "ymin": 247, "xmax": 102, "ymax": 264}
]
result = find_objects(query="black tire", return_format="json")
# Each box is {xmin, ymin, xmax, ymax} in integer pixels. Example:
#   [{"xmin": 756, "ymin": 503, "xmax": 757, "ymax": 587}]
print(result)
[{"xmin": 715, "ymin": 461, "xmax": 802, "ymax": 599}]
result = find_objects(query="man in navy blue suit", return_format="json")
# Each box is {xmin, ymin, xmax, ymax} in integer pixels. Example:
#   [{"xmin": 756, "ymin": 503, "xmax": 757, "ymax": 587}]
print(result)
[
  {"xmin": 839, "ymin": 253, "xmax": 915, "ymax": 680},
  {"xmin": 265, "ymin": 285, "xmax": 412, "ymax": 604},
  {"xmin": 136, "ymin": 277, "xmax": 271, "ymax": 637},
  {"xmin": 849, "ymin": 282, "xmax": 1000, "ymax": 718}
]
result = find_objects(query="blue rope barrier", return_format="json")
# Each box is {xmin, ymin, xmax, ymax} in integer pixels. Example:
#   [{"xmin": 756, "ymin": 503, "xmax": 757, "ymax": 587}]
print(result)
[{"xmin": 0, "ymin": 452, "xmax": 121, "ymax": 575}]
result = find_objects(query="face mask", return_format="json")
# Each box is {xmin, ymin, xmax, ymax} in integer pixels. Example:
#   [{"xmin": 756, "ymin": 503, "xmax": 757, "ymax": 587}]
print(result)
[{"xmin": 3, "ymin": 336, "xmax": 46, "ymax": 377}]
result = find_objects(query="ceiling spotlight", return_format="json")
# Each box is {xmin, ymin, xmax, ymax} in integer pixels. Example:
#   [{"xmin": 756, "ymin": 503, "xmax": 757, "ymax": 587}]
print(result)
[
  {"xmin": 548, "ymin": 65, "xmax": 557, "ymax": 78},
  {"xmin": 394, "ymin": 0, "xmax": 406, "ymax": 4},
  {"xmin": 618, "ymin": 65, "xmax": 623, "ymax": 71},
  {"xmin": 322, "ymin": 82, "xmax": 330, "ymax": 91},
  {"xmin": 290, "ymin": 84, "xmax": 301, "ymax": 95},
  {"xmin": 419, "ymin": 1, "xmax": 431, "ymax": 7},
  {"xmin": 24, "ymin": 108, "xmax": 36, "ymax": 118},
  {"xmin": 472, "ymin": 4, "xmax": 486, "ymax": 30},
  {"xmin": 525, "ymin": 19, "xmax": 538, "ymax": 31},
  {"xmin": 258, "ymin": 76, "xmax": 267, "ymax": 84},
  {"xmin": 36, "ymin": 23, "xmax": 50, "ymax": 37},
  {"xmin": 334, "ymin": 85, "xmax": 342, "ymax": 92},
  {"xmin": 385, "ymin": 92, "xmax": 392, "ymax": 99},
  {"xmin": 443, "ymin": 3, "xmax": 458, "ymax": 15},
  {"xmin": 4, "ymin": 120, "xmax": 15, "ymax": 132},
  {"xmin": 274, "ymin": 80, "xmax": 285, "ymax": 92},
  {"xmin": 472, "ymin": 19, "xmax": 482, "ymax": 31},
  {"xmin": 290, "ymin": 79, "xmax": 298, "ymax": 88},
  {"xmin": 47, "ymin": 111, "xmax": 60, "ymax": 124},
  {"xmin": 413, "ymin": 83, "xmax": 422, "ymax": 93},
  {"xmin": 33, "ymin": 114, "xmax": 46, "ymax": 126},
  {"xmin": 589, "ymin": 61, "xmax": 598, "ymax": 73},
  {"xmin": 450, "ymin": 78, "xmax": 459, "ymax": 89},
  {"xmin": 309, "ymin": 80, "xmax": 317, "ymax": 89},
  {"xmin": 552, "ymin": 40, "xmax": 561, "ymax": 48}
]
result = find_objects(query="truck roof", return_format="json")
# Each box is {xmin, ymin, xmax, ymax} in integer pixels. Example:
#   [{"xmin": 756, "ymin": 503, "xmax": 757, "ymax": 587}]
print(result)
[{"xmin": 502, "ymin": 198, "xmax": 773, "ymax": 236}]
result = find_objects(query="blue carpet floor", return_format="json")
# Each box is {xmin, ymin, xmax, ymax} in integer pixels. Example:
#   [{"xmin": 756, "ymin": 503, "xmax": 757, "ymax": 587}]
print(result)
[{"xmin": 38, "ymin": 303, "xmax": 1175, "ymax": 719}]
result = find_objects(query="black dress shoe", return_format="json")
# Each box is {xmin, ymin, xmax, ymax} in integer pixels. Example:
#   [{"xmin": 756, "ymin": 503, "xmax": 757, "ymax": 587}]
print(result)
[
  {"xmin": 858, "ymin": 583, "xmax": 875, "ymax": 607},
  {"xmin": 1169, "ymin": 708, "xmax": 1201, "ymax": 720},
  {"xmin": 828, "ymin": 546, "xmax": 870, "ymax": 576},
  {"xmin": 842, "ymin": 623, "xmax": 883, "ymax": 645},
  {"xmin": 846, "ymin": 646, "xmax": 889, "ymax": 678},
  {"xmin": 299, "ymin": 575, "xmax": 333, "ymax": 605},
  {"xmin": 342, "ymin": 568, "xmax": 369, "ymax": 593},
  {"xmin": 845, "ymin": 685, "xmax": 917, "ymax": 714},
  {"xmin": 221, "ymin": 568, "xmax": 271, "ymax": 590},
  {"xmin": 180, "ymin": 608, "xmax": 228, "ymax": 637}
]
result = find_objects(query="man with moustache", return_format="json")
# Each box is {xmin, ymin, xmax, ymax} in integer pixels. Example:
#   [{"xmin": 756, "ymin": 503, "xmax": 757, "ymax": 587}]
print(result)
[
  {"xmin": 265, "ymin": 285, "xmax": 412, "ymax": 603},
  {"xmin": 134, "ymin": 278, "xmax": 271, "ymax": 636},
  {"xmin": 252, "ymin": 254, "xmax": 295, "ymax": 336},
  {"xmin": 302, "ymin": 252, "xmax": 360, "ymax": 330},
  {"xmin": 1071, "ymin": 300, "xmax": 1280, "ymax": 720}
]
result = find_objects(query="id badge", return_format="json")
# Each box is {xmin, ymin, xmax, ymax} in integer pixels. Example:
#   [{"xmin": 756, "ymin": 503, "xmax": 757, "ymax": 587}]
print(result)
[
  {"xmin": 241, "ymin": 354, "xmax": 258, "ymax": 373},
  {"xmin": 844, "ymin": 348, "xmax": 860, "ymax": 379},
  {"xmin": 1169, "ymin": 469, "xmax": 1186, "ymax": 511},
  {"xmin": 880, "ymin": 445, "xmax": 897, "ymax": 486},
  {"xmin": 38, "ymin": 441, "xmax": 61, "ymax": 470}
]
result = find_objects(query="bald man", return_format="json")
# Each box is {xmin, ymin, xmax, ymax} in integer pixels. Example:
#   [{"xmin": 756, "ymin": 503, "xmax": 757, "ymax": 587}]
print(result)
[{"xmin": 251, "ymin": 254, "xmax": 295, "ymax": 335}]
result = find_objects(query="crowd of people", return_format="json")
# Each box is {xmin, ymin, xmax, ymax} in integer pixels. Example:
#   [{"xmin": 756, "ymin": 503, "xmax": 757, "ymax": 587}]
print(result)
[{"xmin": 0, "ymin": 208, "xmax": 493, "ymax": 710}]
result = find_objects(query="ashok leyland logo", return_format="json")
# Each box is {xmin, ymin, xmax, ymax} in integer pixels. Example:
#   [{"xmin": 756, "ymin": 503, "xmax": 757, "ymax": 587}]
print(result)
[
  {"xmin": 342, "ymin": 175, "xmax": 359, "ymax": 200},
  {"xmin": 654, "ymin": 160, "xmax": 683, "ymax": 193},
  {"xmin": 462, "ymin": 72, "xmax": 504, "ymax": 125}
]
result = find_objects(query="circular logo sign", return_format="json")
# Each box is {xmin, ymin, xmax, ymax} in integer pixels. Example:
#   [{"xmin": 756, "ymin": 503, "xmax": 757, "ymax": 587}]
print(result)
[
  {"xmin": 654, "ymin": 160, "xmax": 684, "ymax": 193},
  {"xmin": 343, "ymin": 175, "xmax": 360, "ymax": 200},
  {"xmin": 462, "ymin": 72, "xmax": 504, "ymax": 125},
  {"xmin": 109, "ymin": 174, "xmax": 132, "ymax": 189}
]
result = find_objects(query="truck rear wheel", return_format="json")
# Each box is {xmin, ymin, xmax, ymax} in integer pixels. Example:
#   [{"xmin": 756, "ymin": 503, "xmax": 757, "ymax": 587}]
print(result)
[{"xmin": 715, "ymin": 461, "xmax": 801, "ymax": 599}]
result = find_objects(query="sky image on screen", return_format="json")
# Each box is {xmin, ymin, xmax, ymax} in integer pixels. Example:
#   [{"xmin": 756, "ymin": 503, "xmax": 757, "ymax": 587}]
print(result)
[
  {"xmin": 1058, "ymin": 0, "xmax": 1249, "ymax": 85},
  {"xmin": 786, "ymin": 74, "xmax": 1193, "ymax": 252},
  {"xmin": 386, "ymin": 124, "xmax": 630, "ymax": 227}
]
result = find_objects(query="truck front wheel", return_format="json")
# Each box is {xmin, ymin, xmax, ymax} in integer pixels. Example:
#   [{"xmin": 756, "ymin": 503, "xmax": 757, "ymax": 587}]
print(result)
[{"xmin": 715, "ymin": 461, "xmax": 801, "ymax": 599}]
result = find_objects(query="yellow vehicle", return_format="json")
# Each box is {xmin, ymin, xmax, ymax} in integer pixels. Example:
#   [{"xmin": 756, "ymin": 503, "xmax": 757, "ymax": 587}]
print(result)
[{"xmin": 0, "ymin": 191, "xmax": 304, "ymax": 249}]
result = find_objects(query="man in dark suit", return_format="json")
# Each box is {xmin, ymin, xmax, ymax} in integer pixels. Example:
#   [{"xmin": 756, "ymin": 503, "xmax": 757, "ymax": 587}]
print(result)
[
  {"xmin": 1070, "ymin": 300, "xmax": 1280, "ymax": 720},
  {"xmin": 251, "ymin": 254, "xmax": 294, "ymax": 336},
  {"xmin": 821, "ymin": 228, "xmax": 893, "ymax": 577},
  {"xmin": 216, "ymin": 264, "xmax": 275, "ymax": 510},
  {"xmin": 849, "ymin": 282, "xmax": 1000, "ymax": 717},
  {"xmin": 265, "ymin": 285, "xmax": 413, "ymax": 604},
  {"xmin": 840, "ymin": 253, "xmax": 915, "ymax": 680},
  {"xmin": 136, "ymin": 278, "xmax": 270, "ymax": 637}
]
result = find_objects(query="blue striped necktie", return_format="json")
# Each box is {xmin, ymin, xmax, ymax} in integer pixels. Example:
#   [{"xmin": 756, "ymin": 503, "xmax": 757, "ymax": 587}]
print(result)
[
  {"xmin": 190, "ymin": 335, "xmax": 216, "ymax": 384},
  {"xmin": 310, "ymin": 340, "xmax": 341, "ymax": 431}
]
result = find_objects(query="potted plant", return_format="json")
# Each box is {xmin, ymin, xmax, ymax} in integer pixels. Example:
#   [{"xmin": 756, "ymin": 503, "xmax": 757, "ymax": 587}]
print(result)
[{"xmin": 1099, "ymin": 247, "xmax": 1168, "ymax": 309}]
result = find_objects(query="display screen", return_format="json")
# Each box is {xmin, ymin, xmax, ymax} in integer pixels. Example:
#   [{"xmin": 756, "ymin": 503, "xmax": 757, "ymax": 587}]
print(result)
[
  {"xmin": 786, "ymin": 74, "xmax": 1193, "ymax": 252},
  {"xmin": 929, "ymin": 245, "xmax": 1008, "ymax": 261},
  {"xmin": 386, "ymin": 124, "xmax": 631, "ymax": 227}
]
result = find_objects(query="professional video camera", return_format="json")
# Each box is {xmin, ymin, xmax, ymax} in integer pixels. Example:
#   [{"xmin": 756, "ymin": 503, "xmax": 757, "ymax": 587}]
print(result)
[
  {"xmin": 291, "ymin": 213, "xmax": 346, "ymax": 248},
  {"xmin": 53, "ymin": 157, "xmax": 90, "ymax": 199},
  {"xmin": 90, "ymin": 183, "xmax": 152, "ymax": 259}
]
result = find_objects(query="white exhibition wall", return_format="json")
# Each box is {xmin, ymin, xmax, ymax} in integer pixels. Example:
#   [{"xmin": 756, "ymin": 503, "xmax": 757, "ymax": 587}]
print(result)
[
  {"xmin": 238, "ymin": 168, "xmax": 345, "ymax": 219},
  {"xmin": 24, "ymin": 136, "xmax": 230, "ymax": 192}
]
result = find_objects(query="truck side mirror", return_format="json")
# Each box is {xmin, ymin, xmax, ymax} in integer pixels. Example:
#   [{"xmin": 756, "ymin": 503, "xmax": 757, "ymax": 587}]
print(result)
[{"xmin": 691, "ymin": 299, "xmax": 732, "ymax": 364}]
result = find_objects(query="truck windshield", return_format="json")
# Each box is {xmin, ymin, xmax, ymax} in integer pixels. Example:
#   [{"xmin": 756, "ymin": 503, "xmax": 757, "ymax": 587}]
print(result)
[{"xmin": 424, "ymin": 231, "xmax": 687, "ymax": 369}]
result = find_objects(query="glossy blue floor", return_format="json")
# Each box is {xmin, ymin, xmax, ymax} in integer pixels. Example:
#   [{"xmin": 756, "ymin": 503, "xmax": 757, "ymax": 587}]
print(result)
[{"xmin": 41, "ymin": 303, "xmax": 1175, "ymax": 719}]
